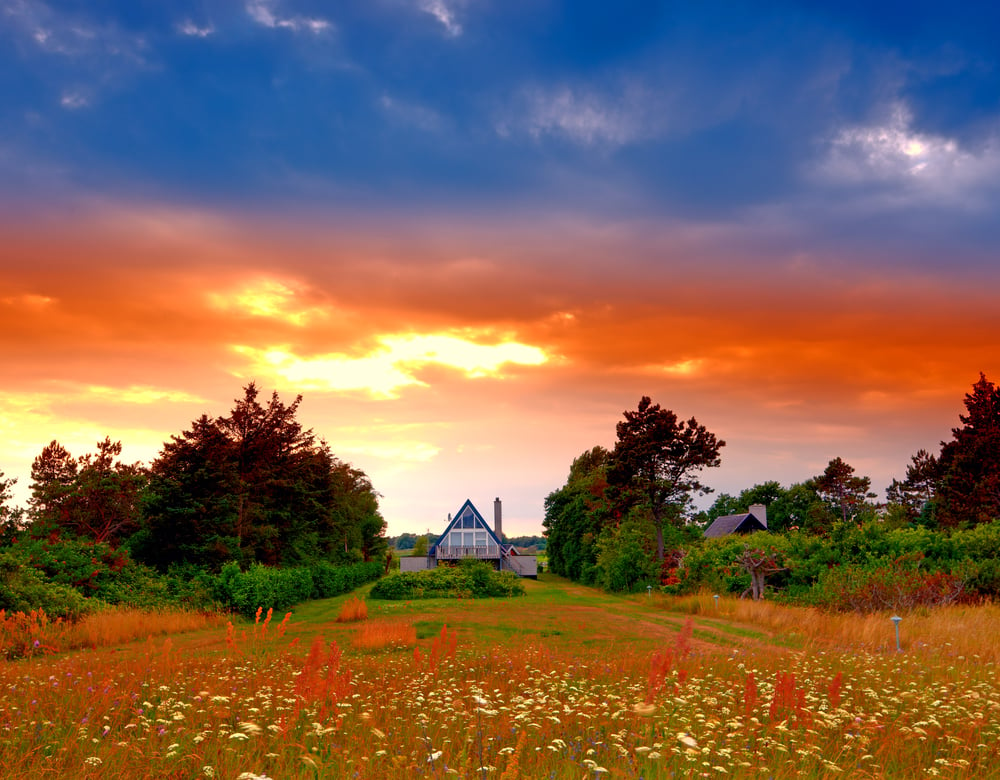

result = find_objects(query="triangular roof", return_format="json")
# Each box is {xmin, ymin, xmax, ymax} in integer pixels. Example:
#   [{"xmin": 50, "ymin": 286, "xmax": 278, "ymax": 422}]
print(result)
[
  {"xmin": 703, "ymin": 510, "xmax": 768, "ymax": 538},
  {"xmin": 430, "ymin": 499, "xmax": 505, "ymax": 553}
]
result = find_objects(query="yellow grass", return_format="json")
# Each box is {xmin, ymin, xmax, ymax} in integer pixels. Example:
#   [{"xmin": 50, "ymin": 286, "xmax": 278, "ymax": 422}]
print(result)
[
  {"xmin": 352, "ymin": 620, "xmax": 416, "ymax": 649},
  {"xmin": 0, "ymin": 606, "xmax": 227, "ymax": 659},
  {"xmin": 664, "ymin": 591, "xmax": 1000, "ymax": 660},
  {"xmin": 335, "ymin": 596, "xmax": 368, "ymax": 622}
]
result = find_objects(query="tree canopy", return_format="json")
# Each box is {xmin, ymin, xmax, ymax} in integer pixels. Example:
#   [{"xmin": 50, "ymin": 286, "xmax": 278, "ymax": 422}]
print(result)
[
  {"xmin": 935, "ymin": 373, "xmax": 1000, "ymax": 527},
  {"xmin": 134, "ymin": 384, "xmax": 386, "ymax": 571},
  {"xmin": 607, "ymin": 397, "xmax": 724, "ymax": 560}
]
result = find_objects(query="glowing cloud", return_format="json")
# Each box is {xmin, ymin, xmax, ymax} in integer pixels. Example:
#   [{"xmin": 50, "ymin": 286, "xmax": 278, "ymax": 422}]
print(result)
[
  {"xmin": 232, "ymin": 332, "xmax": 549, "ymax": 398},
  {"xmin": 207, "ymin": 278, "xmax": 327, "ymax": 326}
]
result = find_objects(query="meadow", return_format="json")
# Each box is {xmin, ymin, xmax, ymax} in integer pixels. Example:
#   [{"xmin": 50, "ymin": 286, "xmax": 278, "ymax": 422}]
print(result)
[{"xmin": 1, "ymin": 575, "xmax": 999, "ymax": 779}]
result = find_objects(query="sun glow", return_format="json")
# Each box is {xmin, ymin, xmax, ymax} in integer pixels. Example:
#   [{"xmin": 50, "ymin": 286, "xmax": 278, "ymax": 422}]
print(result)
[
  {"xmin": 232, "ymin": 332, "xmax": 549, "ymax": 398},
  {"xmin": 207, "ymin": 278, "xmax": 327, "ymax": 326}
]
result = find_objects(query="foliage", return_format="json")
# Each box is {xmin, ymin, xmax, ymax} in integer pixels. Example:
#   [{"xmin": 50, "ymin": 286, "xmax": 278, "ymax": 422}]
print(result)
[
  {"xmin": 0, "ymin": 550, "xmax": 89, "ymax": 620},
  {"xmin": 812, "ymin": 558, "xmax": 966, "ymax": 612},
  {"xmin": 607, "ymin": 396, "xmax": 724, "ymax": 560},
  {"xmin": 215, "ymin": 560, "xmax": 382, "ymax": 618},
  {"xmin": 370, "ymin": 559, "xmax": 525, "ymax": 600},
  {"xmin": 814, "ymin": 457, "xmax": 876, "ymax": 525},
  {"xmin": 28, "ymin": 438, "xmax": 147, "ymax": 545},
  {"xmin": 935, "ymin": 372, "xmax": 1000, "ymax": 527},
  {"xmin": 543, "ymin": 446, "xmax": 611, "ymax": 582},
  {"xmin": 138, "ymin": 384, "xmax": 386, "ymax": 571},
  {"xmin": 594, "ymin": 516, "xmax": 660, "ymax": 592}
]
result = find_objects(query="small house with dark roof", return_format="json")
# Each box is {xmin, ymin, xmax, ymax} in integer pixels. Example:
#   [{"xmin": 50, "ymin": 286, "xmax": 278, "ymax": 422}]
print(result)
[
  {"xmin": 400, "ymin": 498, "xmax": 537, "ymax": 578},
  {"xmin": 703, "ymin": 503, "xmax": 769, "ymax": 538}
]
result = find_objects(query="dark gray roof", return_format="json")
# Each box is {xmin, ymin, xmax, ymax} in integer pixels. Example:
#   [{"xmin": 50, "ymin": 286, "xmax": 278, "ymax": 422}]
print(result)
[{"xmin": 703, "ymin": 512, "xmax": 767, "ymax": 538}]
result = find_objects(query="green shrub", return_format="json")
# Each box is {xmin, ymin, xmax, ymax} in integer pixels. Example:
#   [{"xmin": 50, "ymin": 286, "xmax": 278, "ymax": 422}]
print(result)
[
  {"xmin": 370, "ymin": 561, "xmax": 525, "ymax": 600},
  {"xmin": 213, "ymin": 560, "xmax": 382, "ymax": 617},
  {"xmin": 0, "ymin": 551, "xmax": 89, "ymax": 620}
]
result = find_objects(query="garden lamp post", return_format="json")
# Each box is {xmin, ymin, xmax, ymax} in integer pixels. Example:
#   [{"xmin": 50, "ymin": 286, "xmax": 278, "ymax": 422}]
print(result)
[{"xmin": 891, "ymin": 615, "xmax": 902, "ymax": 652}]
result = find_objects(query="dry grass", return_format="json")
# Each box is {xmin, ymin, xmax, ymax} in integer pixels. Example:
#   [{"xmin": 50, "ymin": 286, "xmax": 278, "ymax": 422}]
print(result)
[
  {"xmin": 0, "ymin": 606, "xmax": 226, "ymax": 660},
  {"xmin": 664, "ymin": 591, "xmax": 1000, "ymax": 660},
  {"xmin": 352, "ymin": 620, "xmax": 416, "ymax": 649},
  {"xmin": 335, "ymin": 596, "xmax": 368, "ymax": 622}
]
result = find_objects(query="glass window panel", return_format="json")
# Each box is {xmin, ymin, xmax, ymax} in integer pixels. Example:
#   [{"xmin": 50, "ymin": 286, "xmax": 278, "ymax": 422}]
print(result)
[{"xmin": 475, "ymin": 533, "xmax": 487, "ymax": 546}]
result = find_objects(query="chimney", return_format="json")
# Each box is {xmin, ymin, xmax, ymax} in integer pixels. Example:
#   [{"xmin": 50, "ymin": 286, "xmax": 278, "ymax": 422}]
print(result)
[
  {"xmin": 494, "ymin": 497, "xmax": 502, "ymax": 540},
  {"xmin": 749, "ymin": 504, "xmax": 767, "ymax": 528}
]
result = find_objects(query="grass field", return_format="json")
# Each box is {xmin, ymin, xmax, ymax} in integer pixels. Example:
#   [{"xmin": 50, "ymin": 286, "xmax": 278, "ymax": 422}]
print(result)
[{"xmin": 2, "ymin": 574, "xmax": 998, "ymax": 779}]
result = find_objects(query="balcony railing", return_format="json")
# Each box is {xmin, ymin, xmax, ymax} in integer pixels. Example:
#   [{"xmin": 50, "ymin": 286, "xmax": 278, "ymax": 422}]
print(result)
[{"xmin": 435, "ymin": 545, "xmax": 499, "ymax": 560}]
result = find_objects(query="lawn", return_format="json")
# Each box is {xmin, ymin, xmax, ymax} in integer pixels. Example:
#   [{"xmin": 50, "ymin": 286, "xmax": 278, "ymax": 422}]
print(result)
[{"xmin": 1, "ymin": 574, "xmax": 998, "ymax": 778}]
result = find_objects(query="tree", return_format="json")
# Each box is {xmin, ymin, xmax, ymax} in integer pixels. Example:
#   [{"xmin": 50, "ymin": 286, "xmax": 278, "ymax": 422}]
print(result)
[
  {"xmin": 138, "ymin": 384, "xmax": 386, "ymax": 570},
  {"xmin": 28, "ymin": 439, "xmax": 146, "ymax": 545},
  {"xmin": 0, "ymin": 469, "xmax": 23, "ymax": 543},
  {"xmin": 29, "ymin": 440, "xmax": 78, "ymax": 527},
  {"xmin": 814, "ymin": 457, "xmax": 875, "ymax": 525},
  {"xmin": 543, "ymin": 446, "xmax": 612, "ymax": 583},
  {"xmin": 607, "ymin": 397, "xmax": 724, "ymax": 561},
  {"xmin": 935, "ymin": 373, "xmax": 1000, "ymax": 527},
  {"xmin": 886, "ymin": 449, "xmax": 940, "ymax": 522},
  {"xmin": 411, "ymin": 535, "xmax": 429, "ymax": 557}
]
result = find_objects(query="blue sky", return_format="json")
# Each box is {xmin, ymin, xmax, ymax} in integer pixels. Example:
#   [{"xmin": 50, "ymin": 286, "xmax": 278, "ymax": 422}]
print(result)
[{"xmin": 2, "ymin": 1, "xmax": 1000, "ymax": 533}]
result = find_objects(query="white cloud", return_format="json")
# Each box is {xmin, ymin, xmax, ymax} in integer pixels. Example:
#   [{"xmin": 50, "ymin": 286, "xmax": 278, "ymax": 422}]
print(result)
[
  {"xmin": 59, "ymin": 90, "xmax": 88, "ymax": 109},
  {"xmin": 818, "ymin": 102, "xmax": 1000, "ymax": 205},
  {"xmin": 501, "ymin": 84, "xmax": 656, "ymax": 148},
  {"xmin": 3, "ymin": 0, "xmax": 149, "ymax": 61},
  {"xmin": 245, "ymin": 0, "xmax": 331, "ymax": 34},
  {"xmin": 177, "ymin": 19, "xmax": 214, "ymax": 38},
  {"xmin": 418, "ymin": 0, "xmax": 462, "ymax": 37}
]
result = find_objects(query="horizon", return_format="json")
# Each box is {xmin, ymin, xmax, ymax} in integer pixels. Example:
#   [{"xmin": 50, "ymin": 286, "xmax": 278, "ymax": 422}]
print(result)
[{"xmin": 3, "ymin": 1, "xmax": 999, "ymax": 537}]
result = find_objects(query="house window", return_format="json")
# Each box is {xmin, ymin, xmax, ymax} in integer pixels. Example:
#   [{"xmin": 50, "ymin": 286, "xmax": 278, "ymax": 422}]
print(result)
[
  {"xmin": 475, "ymin": 532, "xmax": 487, "ymax": 547},
  {"xmin": 462, "ymin": 513, "xmax": 475, "ymax": 528}
]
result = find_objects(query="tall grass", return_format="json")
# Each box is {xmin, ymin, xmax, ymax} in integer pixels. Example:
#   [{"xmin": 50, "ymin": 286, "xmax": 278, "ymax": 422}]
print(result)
[
  {"xmin": 0, "ymin": 606, "xmax": 226, "ymax": 660},
  {"xmin": 663, "ymin": 591, "xmax": 1000, "ymax": 660},
  {"xmin": 2, "ymin": 582, "xmax": 1000, "ymax": 778}
]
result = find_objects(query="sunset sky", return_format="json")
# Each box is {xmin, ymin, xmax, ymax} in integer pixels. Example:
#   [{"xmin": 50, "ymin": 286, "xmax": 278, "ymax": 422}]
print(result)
[{"xmin": 3, "ymin": 1, "xmax": 1000, "ymax": 536}]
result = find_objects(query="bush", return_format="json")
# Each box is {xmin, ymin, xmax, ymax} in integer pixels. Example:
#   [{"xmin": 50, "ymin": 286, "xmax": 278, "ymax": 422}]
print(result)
[
  {"xmin": 213, "ymin": 560, "xmax": 383, "ymax": 617},
  {"xmin": 810, "ymin": 557, "xmax": 967, "ymax": 612},
  {"xmin": 370, "ymin": 560, "xmax": 525, "ymax": 600},
  {"xmin": 0, "ymin": 551, "xmax": 89, "ymax": 620}
]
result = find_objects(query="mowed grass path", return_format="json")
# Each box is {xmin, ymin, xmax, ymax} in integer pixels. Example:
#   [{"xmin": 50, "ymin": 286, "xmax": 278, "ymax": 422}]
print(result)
[{"xmin": 2, "ymin": 574, "xmax": 999, "ymax": 779}]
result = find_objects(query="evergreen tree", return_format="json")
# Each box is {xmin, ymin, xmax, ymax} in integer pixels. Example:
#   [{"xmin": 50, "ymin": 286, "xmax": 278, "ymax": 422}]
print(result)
[
  {"xmin": 936, "ymin": 373, "xmax": 1000, "ymax": 527},
  {"xmin": 138, "ymin": 384, "xmax": 385, "ymax": 570}
]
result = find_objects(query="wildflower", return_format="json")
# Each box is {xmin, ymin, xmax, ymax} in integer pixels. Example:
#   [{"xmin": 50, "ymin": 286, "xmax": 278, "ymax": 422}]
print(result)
[
  {"xmin": 83, "ymin": 757, "xmax": 102, "ymax": 767},
  {"xmin": 633, "ymin": 702, "xmax": 656, "ymax": 716},
  {"xmin": 202, "ymin": 768, "xmax": 215, "ymax": 778},
  {"xmin": 239, "ymin": 722, "xmax": 263, "ymax": 736},
  {"xmin": 428, "ymin": 750, "xmax": 443, "ymax": 762}
]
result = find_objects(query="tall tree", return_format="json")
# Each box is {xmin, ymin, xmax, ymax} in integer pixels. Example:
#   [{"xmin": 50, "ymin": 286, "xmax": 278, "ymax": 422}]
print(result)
[
  {"xmin": 815, "ymin": 457, "xmax": 875, "ymax": 525},
  {"xmin": 543, "ymin": 446, "xmax": 612, "ymax": 582},
  {"xmin": 607, "ymin": 397, "xmax": 724, "ymax": 561},
  {"xmin": 935, "ymin": 373, "xmax": 1000, "ymax": 527},
  {"xmin": 29, "ymin": 439, "xmax": 145, "ymax": 544},
  {"xmin": 886, "ymin": 449, "xmax": 940, "ymax": 521},
  {"xmin": 29, "ymin": 440, "xmax": 78, "ymax": 526},
  {"xmin": 139, "ymin": 385, "xmax": 385, "ymax": 570},
  {"xmin": 0, "ymin": 468, "xmax": 22, "ymax": 543}
]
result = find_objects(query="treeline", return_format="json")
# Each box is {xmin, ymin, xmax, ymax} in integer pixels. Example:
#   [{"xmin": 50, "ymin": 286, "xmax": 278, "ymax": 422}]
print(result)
[
  {"xmin": 0, "ymin": 384, "xmax": 387, "ymax": 618},
  {"xmin": 544, "ymin": 375, "xmax": 1000, "ymax": 607}
]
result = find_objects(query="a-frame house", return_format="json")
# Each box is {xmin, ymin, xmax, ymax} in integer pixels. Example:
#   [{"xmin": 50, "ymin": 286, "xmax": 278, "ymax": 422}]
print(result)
[{"xmin": 400, "ymin": 498, "xmax": 537, "ymax": 578}]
